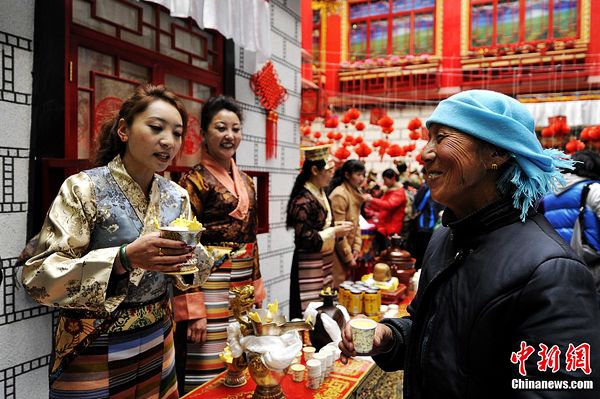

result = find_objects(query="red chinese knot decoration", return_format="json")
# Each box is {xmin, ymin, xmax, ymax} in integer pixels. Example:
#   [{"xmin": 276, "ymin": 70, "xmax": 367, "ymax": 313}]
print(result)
[{"xmin": 250, "ymin": 60, "xmax": 288, "ymax": 159}]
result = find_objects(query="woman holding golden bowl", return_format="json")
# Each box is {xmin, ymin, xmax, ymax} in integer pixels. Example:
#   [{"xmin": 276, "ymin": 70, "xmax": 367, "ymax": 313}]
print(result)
[{"xmin": 22, "ymin": 84, "xmax": 203, "ymax": 398}]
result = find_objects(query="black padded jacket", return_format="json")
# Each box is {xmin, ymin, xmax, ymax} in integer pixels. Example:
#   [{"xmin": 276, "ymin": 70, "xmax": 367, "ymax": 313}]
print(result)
[{"xmin": 373, "ymin": 197, "xmax": 600, "ymax": 398}]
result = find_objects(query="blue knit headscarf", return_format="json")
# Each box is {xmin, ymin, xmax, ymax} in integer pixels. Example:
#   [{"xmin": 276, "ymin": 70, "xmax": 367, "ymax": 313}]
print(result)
[{"xmin": 426, "ymin": 89, "xmax": 574, "ymax": 221}]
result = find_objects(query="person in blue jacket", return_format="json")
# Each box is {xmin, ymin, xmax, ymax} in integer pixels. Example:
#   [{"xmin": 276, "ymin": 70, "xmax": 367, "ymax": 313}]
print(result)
[
  {"xmin": 542, "ymin": 150, "xmax": 600, "ymax": 288},
  {"xmin": 339, "ymin": 90, "xmax": 600, "ymax": 398}
]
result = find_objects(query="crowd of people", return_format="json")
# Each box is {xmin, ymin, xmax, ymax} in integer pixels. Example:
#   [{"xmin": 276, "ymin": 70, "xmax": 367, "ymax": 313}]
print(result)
[{"xmin": 19, "ymin": 84, "xmax": 600, "ymax": 398}]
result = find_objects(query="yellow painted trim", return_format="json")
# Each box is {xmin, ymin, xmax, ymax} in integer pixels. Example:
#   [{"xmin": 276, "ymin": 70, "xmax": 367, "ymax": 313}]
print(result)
[
  {"xmin": 320, "ymin": 7, "xmax": 326, "ymax": 74},
  {"xmin": 461, "ymin": 0, "xmax": 469, "ymax": 56},
  {"xmin": 311, "ymin": 3, "xmax": 327, "ymax": 74},
  {"xmin": 435, "ymin": 0, "xmax": 443, "ymax": 57},
  {"xmin": 341, "ymin": 2, "xmax": 348, "ymax": 62},
  {"xmin": 581, "ymin": 0, "xmax": 590, "ymax": 43}
]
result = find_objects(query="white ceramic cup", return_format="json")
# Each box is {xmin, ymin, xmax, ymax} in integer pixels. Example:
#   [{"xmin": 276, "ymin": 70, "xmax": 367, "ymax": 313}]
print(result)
[{"xmin": 350, "ymin": 318, "xmax": 378, "ymax": 354}]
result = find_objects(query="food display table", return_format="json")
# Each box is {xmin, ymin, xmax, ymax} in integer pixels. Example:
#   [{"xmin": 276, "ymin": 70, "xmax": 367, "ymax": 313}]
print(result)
[{"xmin": 182, "ymin": 357, "xmax": 376, "ymax": 399}]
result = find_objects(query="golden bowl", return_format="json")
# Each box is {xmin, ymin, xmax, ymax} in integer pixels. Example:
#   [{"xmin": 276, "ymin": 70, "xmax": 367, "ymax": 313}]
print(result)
[{"xmin": 246, "ymin": 351, "xmax": 287, "ymax": 399}]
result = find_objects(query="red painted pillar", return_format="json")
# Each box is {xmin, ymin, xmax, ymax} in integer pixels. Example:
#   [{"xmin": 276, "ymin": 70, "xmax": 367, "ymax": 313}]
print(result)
[
  {"xmin": 301, "ymin": 0, "xmax": 313, "ymax": 81},
  {"xmin": 588, "ymin": 0, "xmax": 600, "ymax": 80},
  {"xmin": 439, "ymin": 0, "xmax": 462, "ymax": 96},
  {"xmin": 324, "ymin": 13, "xmax": 341, "ymax": 93}
]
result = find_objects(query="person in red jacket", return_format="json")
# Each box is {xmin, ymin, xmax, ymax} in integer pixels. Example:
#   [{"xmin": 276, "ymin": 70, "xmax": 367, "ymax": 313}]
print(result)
[{"xmin": 364, "ymin": 168, "xmax": 407, "ymax": 237}]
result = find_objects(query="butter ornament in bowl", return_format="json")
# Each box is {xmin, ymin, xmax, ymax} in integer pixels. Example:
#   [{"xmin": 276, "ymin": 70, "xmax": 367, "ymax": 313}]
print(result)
[
  {"xmin": 219, "ymin": 344, "xmax": 247, "ymax": 387},
  {"xmin": 361, "ymin": 263, "xmax": 399, "ymax": 292},
  {"xmin": 156, "ymin": 217, "xmax": 212, "ymax": 280}
]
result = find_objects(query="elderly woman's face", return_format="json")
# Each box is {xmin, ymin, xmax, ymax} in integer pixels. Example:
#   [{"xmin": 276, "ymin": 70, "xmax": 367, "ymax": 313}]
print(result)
[{"xmin": 421, "ymin": 124, "xmax": 500, "ymax": 218}]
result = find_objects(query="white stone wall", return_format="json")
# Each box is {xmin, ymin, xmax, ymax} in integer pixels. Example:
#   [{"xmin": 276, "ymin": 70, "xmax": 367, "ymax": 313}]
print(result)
[
  {"xmin": 0, "ymin": 1, "xmax": 302, "ymax": 397},
  {"xmin": 0, "ymin": 2, "xmax": 51, "ymax": 399},
  {"xmin": 235, "ymin": 0, "xmax": 301, "ymax": 316}
]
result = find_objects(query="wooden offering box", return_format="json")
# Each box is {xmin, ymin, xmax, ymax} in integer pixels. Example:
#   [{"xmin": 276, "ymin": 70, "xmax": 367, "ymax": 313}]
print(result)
[{"xmin": 380, "ymin": 283, "xmax": 407, "ymax": 305}]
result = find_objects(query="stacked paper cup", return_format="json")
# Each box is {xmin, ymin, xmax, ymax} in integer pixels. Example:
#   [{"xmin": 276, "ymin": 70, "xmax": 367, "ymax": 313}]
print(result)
[
  {"xmin": 305, "ymin": 359, "xmax": 321, "ymax": 389},
  {"xmin": 320, "ymin": 347, "xmax": 335, "ymax": 377},
  {"xmin": 312, "ymin": 352, "xmax": 328, "ymax": 384}
]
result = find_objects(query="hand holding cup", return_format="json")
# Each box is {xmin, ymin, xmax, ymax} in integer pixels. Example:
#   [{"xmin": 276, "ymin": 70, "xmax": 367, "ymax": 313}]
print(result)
[
  {"xmin": 334, "ymin": 221, "xmax": 354, "ymax": 238},
  {"xmin": 338, "ymin": 316, "xmax": 395, "ymax": 364}
]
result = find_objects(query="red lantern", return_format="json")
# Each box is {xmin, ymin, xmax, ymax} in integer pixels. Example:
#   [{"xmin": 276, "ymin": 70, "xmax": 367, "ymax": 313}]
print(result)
[
  {"xmin": 407, "ymin": 118, "xmax": 422, "ymax": 130},
  {"xmin": 347, "ymin": 108, "xmax": 361, "ymax": 120},
  {"xmin": 557, "ymin": 120, "xmax": 570, "ymax": 136},
  {"xmin": 386, "ymin": 144, "xmax": 404, "ymax": 157},
  {"xmin": 355, "ymin": 121, "xmax": 366, "ymax": 131},
  {"xmin": 415, "ymin": 152, "xmax": 424, "ymax": 165},
  {"xmin": 590, "ymin": 126, "xmax": 600, "ymax": 141},
  {"xmin": 341, "ymin": 114, "xmax": 352, "ymax": 125},
  {"xmin": 334, "ymin": 131, "xmax": 343, "ymax": 140},
  {"xmin": 354, "ymin": 136, "xmax": 364, "ymax": 144},
  {"xmin": 408, "ymin": 129, "xmax": 421, "ymax": 140},
  {"xmin": 378, "ymin": 146, "xmax": 386, "ymax": 160},
  {"xmin": 344, "ymin": 134, "xmax": 355, "ymax": 144},
  {"xmin": 355, "ymin": 142, "xmax": 372, "ymax": 158},
  {"xmin": 541, "ymin": 127, "xmax": 554, "ymax": 138},
  {"xmin": 334, "ymin": 146, "xmax": 351, "ymax": 160},
  {"xmin": 302, "ymin": 127, "xmax": 311, "ymax": 136},
  {"xmin": 313, "ymin": 131, "xmax": 322, "ymax": 139},
  {"xmin": 326, "ymin": 131, "xmax": 335, "ymax": 140},
  {"xmin": 565, "ymin": 139, "xmax": 585, "ymax": 154},
  {"xmin": 403, "ymin": 143, "xmax": 416, "ymax": 152},
  {"xmin": 580, "ymin": 127, "xmax": 591, "ymax": 142},
  {"xmin": 378, "ymin": 115, "xmax": 394, "ymax": 129},
  {"xmin": 382, "ymin": 126, "xmax": 394, "ymax": 134},
  {"xmin": 324, "ymin": 117, "xmax": 339, "ymax": 129}
]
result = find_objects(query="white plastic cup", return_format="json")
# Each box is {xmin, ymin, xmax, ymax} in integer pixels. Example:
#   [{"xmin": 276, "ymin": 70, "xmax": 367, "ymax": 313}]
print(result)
[{"xmin": 350, "ymin": 318, "xmax": 378, "ymax": 354}]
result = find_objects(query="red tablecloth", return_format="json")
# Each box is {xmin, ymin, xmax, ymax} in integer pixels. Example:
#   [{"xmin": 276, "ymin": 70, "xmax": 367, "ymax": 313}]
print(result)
[{"xmin": 182, "ymin": 357, "xmax": 375, "ymax": 399}]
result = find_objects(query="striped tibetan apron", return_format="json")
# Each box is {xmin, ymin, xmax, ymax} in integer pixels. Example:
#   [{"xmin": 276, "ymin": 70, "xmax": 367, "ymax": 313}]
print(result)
[
  {"xmin": 297, "ymin": 249, "xmax": 334, "ymax": 313},
  {"xmin": 182, "ymin": 242, "xmax": 255, "ymax": 392},
  {"xmin": 49, "ymin": 295, "xmax": 178, "ymax": 399}
]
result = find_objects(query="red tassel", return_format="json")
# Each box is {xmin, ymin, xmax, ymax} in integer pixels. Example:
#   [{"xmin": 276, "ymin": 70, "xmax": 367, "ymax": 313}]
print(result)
[{"xmin": 266, "ymin": 111, "xmax": 278, "ymax": 159}]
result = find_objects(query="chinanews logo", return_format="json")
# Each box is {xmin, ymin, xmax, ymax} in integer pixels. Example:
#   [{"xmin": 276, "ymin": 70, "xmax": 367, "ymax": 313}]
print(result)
[{"xmin": 510, "ymin": 341, "xmax": 594, "ymax": 391}]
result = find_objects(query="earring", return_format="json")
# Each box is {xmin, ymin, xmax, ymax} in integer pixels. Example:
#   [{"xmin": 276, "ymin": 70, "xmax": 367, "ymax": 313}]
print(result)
[
  {"xmin": 121, "ymin": 136, "xmax": 128, "ymax": 143},
  {"xmin": 491, "ymin": 163, "xmax": 498, "ymax": 170}
]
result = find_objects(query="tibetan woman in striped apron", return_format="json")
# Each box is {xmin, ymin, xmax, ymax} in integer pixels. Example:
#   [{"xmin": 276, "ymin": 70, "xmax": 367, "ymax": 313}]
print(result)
[
  {"xmin": 175, "ymin": 96, "xmax": 265, "ymax": 393},
  {"xmin": 286, "ymin": 145, "xmax": 354, "ymax": 320},
  {"xmin": 22, "ymin": 84, "xmax": 205, "ymax": 399}
]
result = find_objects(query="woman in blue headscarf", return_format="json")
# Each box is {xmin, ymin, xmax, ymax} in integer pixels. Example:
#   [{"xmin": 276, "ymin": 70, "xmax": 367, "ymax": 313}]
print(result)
[{"xmin": 339, "ymin": 90, "xmax": 600, "ymax": 398}]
